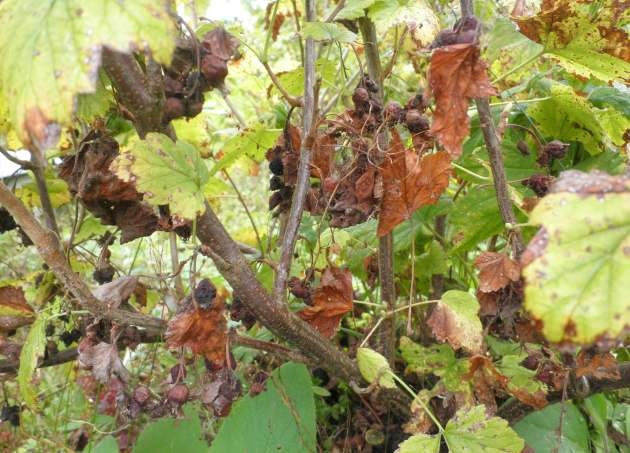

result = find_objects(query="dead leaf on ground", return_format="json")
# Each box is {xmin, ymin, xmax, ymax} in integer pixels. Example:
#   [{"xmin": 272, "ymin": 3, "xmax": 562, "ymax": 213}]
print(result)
[
  {"xmin": 377, "ymin": 130, "xmax": 451, "ymax": 237},
  {"xmin": 427, "ymin": 42, "xmax": 496, "ymax": 158},
  {"xmin": 0, "ymin": 286, "xmax": 35, "ymax": 333},
  {"xmin": 475, "ymin": 252, "xmax": 521, "ymax": 293},
  {"xmin": 166, "ymin": 279, "xmax": 227, "ymax": 366},
  {"xmin": 298, "ymin": 266, "xmax": 353, "ymax": 338},
  {"xmin": 576, "ymin": 351, "xmax": 621, "ymax": 380}
]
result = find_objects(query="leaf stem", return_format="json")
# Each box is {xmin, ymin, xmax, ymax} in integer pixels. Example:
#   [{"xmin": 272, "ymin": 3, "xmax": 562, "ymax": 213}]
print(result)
[
  {"xmin": 389, "ymin": 372, "xmax": 445, "ymax": 433},
  {"xmin": 492, "ymin": 51, "xmax": 544, "ymax": 85}
]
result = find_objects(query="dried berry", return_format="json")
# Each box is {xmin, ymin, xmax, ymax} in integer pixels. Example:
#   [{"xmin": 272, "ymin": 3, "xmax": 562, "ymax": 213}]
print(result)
[
  {"xmin": 133, "ymin": 386, "xmax": 151, "ymax": 406},
  {"xmin": 269, "ymin": 158, "xmax": 284, "ymax": 176},
  {"xmin": 269, "ymin": 190, "xmax": 284, "ymax": 211},
  {"xmin": 93, "ymin": 265, "xmax": 115, "ymax": 284},
  {"xmin": 384, "ymin": 101, "xmax": 404, "ymax": 125},
  {"xmin": 405, "ymin": 110, "xmax": 430, "ymax": 133},
  {"xmin": 0, "ymin": 207, "xmax": 17, "ymax": 234},
  {"xmin": 185, "ymin": 98, "xmax": 204, "ymax": 118},
  {"xmin": 288, "ymin": 277, "xmax": 312, "ymax": 304},
  {"xmin": 516, "ymin": 140, "xmax": 530, "ymax": 156},
  {"xmin": 1, "ymin": 405, "xmax": 20, "ymax": 427},
  {"xmin": 230, "ymin": 296, "xmax": 256, "ymax": 329},
  {"xmin": 169, "ymin": 363, "xmax": 187, "ymax": 383},
  {"xmin": 167, "ymin": 384, "xmax": 189, "ymax": 406},
  {"xmin": 194, "ymin": 278, "xmax": 217, "ymax": 309},
  {"xmin": 269, "ymin": 175, "xmax": 284, "ymax": 191},
  {"xmin": 45, "ymin": 323, "xmax": 55, "ymax": 337},
  {"xmin": 537, "ymin": 140, "xmax": 569, "ymax": 167},
  {"xmin": 352, "ymin": 87, "xmax": 370, "ymax": 112},
  {"xmin": 60, "ymin": 328, "xmax": 82, "ymax": 346},
  {"xmin": 163, "ymin": 97, "xmax": 185, "ymax": 122},
  {"xmin": 522, "ymin": 174, "xmax": 554, "ymax": 197}
]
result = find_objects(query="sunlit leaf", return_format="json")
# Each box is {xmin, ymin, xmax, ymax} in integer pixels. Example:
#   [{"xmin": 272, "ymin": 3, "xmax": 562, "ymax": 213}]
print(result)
[
  {"xmin": 18, "ymin": 315, "xmax": 46, "ymax": 408},
  {"xmin": 522, "ymin": 170, "xmax": 630, "ymax": 343},
  {"xmin": 357, "ymin": 347, "xmax": 396, "ymax": 389},
  {"xmin": 396, "ymin": 433, "xmax": 440, "ymax": 453},
  {"xmin": 513, "ymin": 0, "xmax": 630, "ymax": 82},
  {"xmin": 0, "ymin": 0, "xmax": 176, "ymax": 147},
  {"xmin": 113, "ymin": 133, "xmax": 209, "ymax": 219},
  {"xmin": 302, "ymin": 22, "xmax": 356, "ymax": 43}
]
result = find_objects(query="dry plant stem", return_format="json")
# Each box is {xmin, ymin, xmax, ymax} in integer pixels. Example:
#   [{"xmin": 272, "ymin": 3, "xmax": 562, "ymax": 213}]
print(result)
[
  {"xmin": 272, "ymin": 0, "xmax": 316, "ymax": 305},
  {"xmin": 475, "ymin": 99, "xmax": 524, "ymax": 257},
  {"xmin": 0, "ymin": 146, "xmax": 33, "ymax": 169},
  {"xmin": 219, "ymin": 84, "xmax": 248, "ymax": 127},
  {"xmin": 30, "ymin": 149, "xmax": 59, "ymax": 235},
  {"xmin": 102, "ymin": 48, "xmax": 165, "ymax": 138},
  {"xmin": 230, "ymin": 331, "xmax": 311, "ymax": 365},
  {"xmin": 0, "ymin": 181, "xmax": 166, "ymax": 334},
  {"xmin": 458, "ymin": 0, "xmax": 524, "ymax": 257},
  {"xmin": 358, "ymin": 17, "xmax": 396, "ymax": 363},
  {"xmin": 169, "ymin": 231, "xmax": 185, "ymax": 299},
  {"xmin": 196, "ymin": 202, "xmax": 361, "ymax": 384}
]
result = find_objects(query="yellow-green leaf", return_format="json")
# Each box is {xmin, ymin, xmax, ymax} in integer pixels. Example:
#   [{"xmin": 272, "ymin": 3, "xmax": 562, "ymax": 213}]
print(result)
[
  {"xmin": 0, "ymin": 0, "xmax": 176, "ymax": 147},
  {"xmin": 522, "ymin": 170, "xmax": 630, "ymax": 343},
  {"xmin": 357, "ymin": 347, "xmax": 396, "ymax": 389},
  {"xmin": 18, "ymin": 316, "xmax": 46, "ymax": 408},
  {"xmin": 113, "ymin": 133, "xmax": 209, "ymax": 220}
]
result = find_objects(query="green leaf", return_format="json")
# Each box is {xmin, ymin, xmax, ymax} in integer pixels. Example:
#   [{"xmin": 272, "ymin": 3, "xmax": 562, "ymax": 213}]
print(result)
[
  {"xmin": 450, "ymin": 187, "xmax": 504, "ymax": 252},
  {"xmin": 514, "ymin": 0, "xmax": 630, "ymax": 82},
  {"xmin": 134, "ymin": 404, "xmax": 208, "ymax": 453},
  {"xmin": 444, "ymin": 405, "xmax": 524, "ymax": 453},
  {"xmin": 399, "ymin": 337, "xmax": 469, "ymax": 393},
  {"xmin": 396, "ymin": 433, "xmax": 440, "ymax": 453},
  {"xmin": 529, "ymin": 83, "xmax": 630, "ymax": 155},
  {"xmin": 18, "ymin": 315, "xmax": 46, "ymax": 408},
  {"xmin": 367, "ymin": 0, "xmax": 439, "ymax": 44},
  {"xmin": 302, "ymin": 22, "xmax": 356, "ymax": 43},
  {"xmin": 89, "ymin": 435, "xmax": 118, "ymax": 453},
  {"xmin": 113, "ymin": 133, "xmax": 209, "ymax": 220},
  {"xmin": 484, "ymin": 18, "xmax": 543, "ymax": 66},
  {"xmin": 210, "ymin": 362, "xmax": 316, "ymax": 453},
  {"xmin": 497, "ymin": 355, "xmax": 547, "ymax": 395},
  {"xmin": 522, "ymin": 171, "xmax": 630, "ymax": 343},
  {"xmin": 514, "ymin": 403, "xmax": 590, "ymax": 453},
  {"xmin": 210, "ymin": 126, "xmax": 281, "ymax": 176},
  {"xmin": 0, "ymin": 0, "xmax": 176, "ymax": 146},
  {"xmin": 357, "ymin": 347, "xmax": 396, "ymax": 389},
  {"xmin": 588, "ymin": 86, "xmax": 630, "ymax": 118},
  {"xmin": 429, "ymin": 290, "xmax": 483, "ymax": 354},
  {"xmin": 275, "ymin": 60, "xmax": 338, "ymax": 97},
  {"xmin": 336, "ymin": 0, "xmax": 377, "ymax": 20}
]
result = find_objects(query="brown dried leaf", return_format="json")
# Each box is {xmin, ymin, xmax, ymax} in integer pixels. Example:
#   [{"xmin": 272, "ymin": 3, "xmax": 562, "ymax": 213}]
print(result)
[
  {"xmin": 0, "ymin": 286, "xmax": 35, "ymax": 333},
  {"xmin": 298, "ymin": 266, "xmax": 353, "ymax": 338},
  {"xmin": 310, "ymin": 134, "xmax": 335, "ymax": 180},
  {"xmin": 78, "ymin": 341, "xmax": 130, "ymax": 384},
  {"xmin": 575, "ymin": 351, "xmax": 620, "ymax": 380},
  {"xmin": 92, "ymin": 276, "xmax": 139, "ymax": 310},
  {"xmin": 474, "ymin": 252, "xmax": 521, "ymax": 293},
  {"xmin": 166, "ymin": 281, "xmax": 227, "ymax": 366},
  {"xmin": 427, "ymin": 43, "xmax": 496, "ymax": 158},
  {"xmin": 377, "ymin": 131, "xmax": 451, "ymax": 237}
]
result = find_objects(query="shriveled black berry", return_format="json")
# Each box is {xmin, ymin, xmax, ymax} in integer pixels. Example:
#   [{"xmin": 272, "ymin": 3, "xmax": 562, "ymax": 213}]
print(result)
[
  {"xmin": 269, "ymin": 158, "xmax": 283, "ymax": 176},
  {"xmin": 405, "ymin": 110, "xmax": 430, "ymax": 133},
  {"xmin": 1, "ymin": 405, "xmax": 20, "ymax": 427},
  {"xmin": 93, "ymin": 265, "xmax": 115, "ymax": 284},
  {"xmin": 0, "ymin": 207, "xmax": 17, "ymax": 233},
  {"xmin": 60, "ymin": 328, "xmax": 81, "ymax": 346},
  {"xmin": 194, "ymin": 278, "xmax": 217, "ymax": 309},
  {"xmin": 522, "ymin": 174, "xmax": 554, "ymax": 197},
  {"xmin": 45, "ymin": 323, "xmax": 55, "ymax": 337},
  {"xmin": 270, "ymin": 176, "xmax": 284, "ymax": 191},
  {"xmin": 269, "ymin": 191, "xmax": 283, "ymax": 210}
]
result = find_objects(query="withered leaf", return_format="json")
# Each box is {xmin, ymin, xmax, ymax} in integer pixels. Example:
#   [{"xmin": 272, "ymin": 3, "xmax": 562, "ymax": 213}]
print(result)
[
  {"xmin": 575, "ymin": 351, "xmax": 620, "ymax": 380},
  {"xmin": 92, "ymin": 276, "xmax": 139, "ymax": 310},
  {"xmin": 0, "ymin": 286, "xmax": 35, "ymax": 333},
  {"xmin": 427, "ymin": 43, "xmax": 496, "ymax": 158},
  {"xmin": 474, "ymin": 252, "xmax": 521, "ymax": 293},
  {"xmin": 166, "ymin": 281, "xmax": 227, "ymax": 366},
  {"xmin": 310, "ymin": 134, "xmax": 336, "ymax": 180},
  {"xmin": 78, "ymin": 341, "xmax": 130, "ymax": 384},
  {"xmin": 377, "ymin": 130, "xmax": 451, "ymax": 237},
  {"xmin": 427, "ymin": 290, "xmax": 483, "ymax": 354},
  {"xmin": 298, "ymin": 266, "xmax": 353, "ymax": 338}
]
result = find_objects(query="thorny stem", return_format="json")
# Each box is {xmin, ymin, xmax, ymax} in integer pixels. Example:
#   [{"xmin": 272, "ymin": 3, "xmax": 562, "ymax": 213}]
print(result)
[
  {"xmin": 272, "ymin": 0, "xmax": 316, "ymax": 305},
  {"xmin": 358, "ymin": 17, "xmax": 396, "ymax": 364}
]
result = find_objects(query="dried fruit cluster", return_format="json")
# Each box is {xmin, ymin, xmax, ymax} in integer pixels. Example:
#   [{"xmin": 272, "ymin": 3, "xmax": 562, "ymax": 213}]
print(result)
[{"xmin": 162, "ymin": 27, "xmax": 240, "ymax": 124}]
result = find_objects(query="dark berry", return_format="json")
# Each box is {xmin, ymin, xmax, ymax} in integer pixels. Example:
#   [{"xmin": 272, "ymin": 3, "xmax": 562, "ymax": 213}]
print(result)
[
  {"xmin": 163, "ymin": 97, "xmax": 185, "ymax": 122},
  {"xmin": 194, "ymin": 279, "xmax": 216, "ymax": 309},
  {"xmin": 93, "ymin": 265, "xmax": 115, "ymax": 284},
  {"xmin": 405, "ymin": 110, "xmax": 429, "ymax": 133},
  {"xmin": 0, "ymin": 207, "xmax": 17, "ymax": 233},
  {"xmin": 269, "ymin": 158, "xmax": 284, "ymax": 176},
  {"xmin": 522, "ymin": 174, "xmax": 554, "ymax": 197},
  {"xmin": 270, "ymin": 176, "xmax": 284, "ymax": 191},
  {"xmin": 167, "ymin": 384, "xmax": 189, "ymax": 405}
]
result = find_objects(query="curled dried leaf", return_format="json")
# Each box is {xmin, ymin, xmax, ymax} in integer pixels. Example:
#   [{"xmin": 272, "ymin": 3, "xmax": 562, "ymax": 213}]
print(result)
[
  {"xmin": 298, "ymin": 266, "xmax": 353, "ymax": 338},
  {"xmin": 474, "ymin": 252, "xmax": 521, "ymax": 293}
]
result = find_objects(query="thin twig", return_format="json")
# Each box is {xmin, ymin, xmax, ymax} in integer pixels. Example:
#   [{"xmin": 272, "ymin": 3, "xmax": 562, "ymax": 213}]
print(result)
[
  {"xmin": 169, "ymin": 232, "xmax": 185, "ymax": 299},
  {"xmin": 358, "ymin": 17, "xmax": 395, "ymax": 363},
  {"xmin": 219, "ymin": 84, "xmax": 248, "ymax": 127},
  {"xmin": 29, "ymin": 149, "xmax": 59, "ymax": 236},
  {"xmin": 0, "ymin": 146, "xmax": 33, "ymax": 170},
  {"xmin": 262, "ymin": 60, "xmax": 304, "ymax": 108},
  {"xmin": 271, "ymin": 0, "xmax": 317, "ymax": 305}
]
